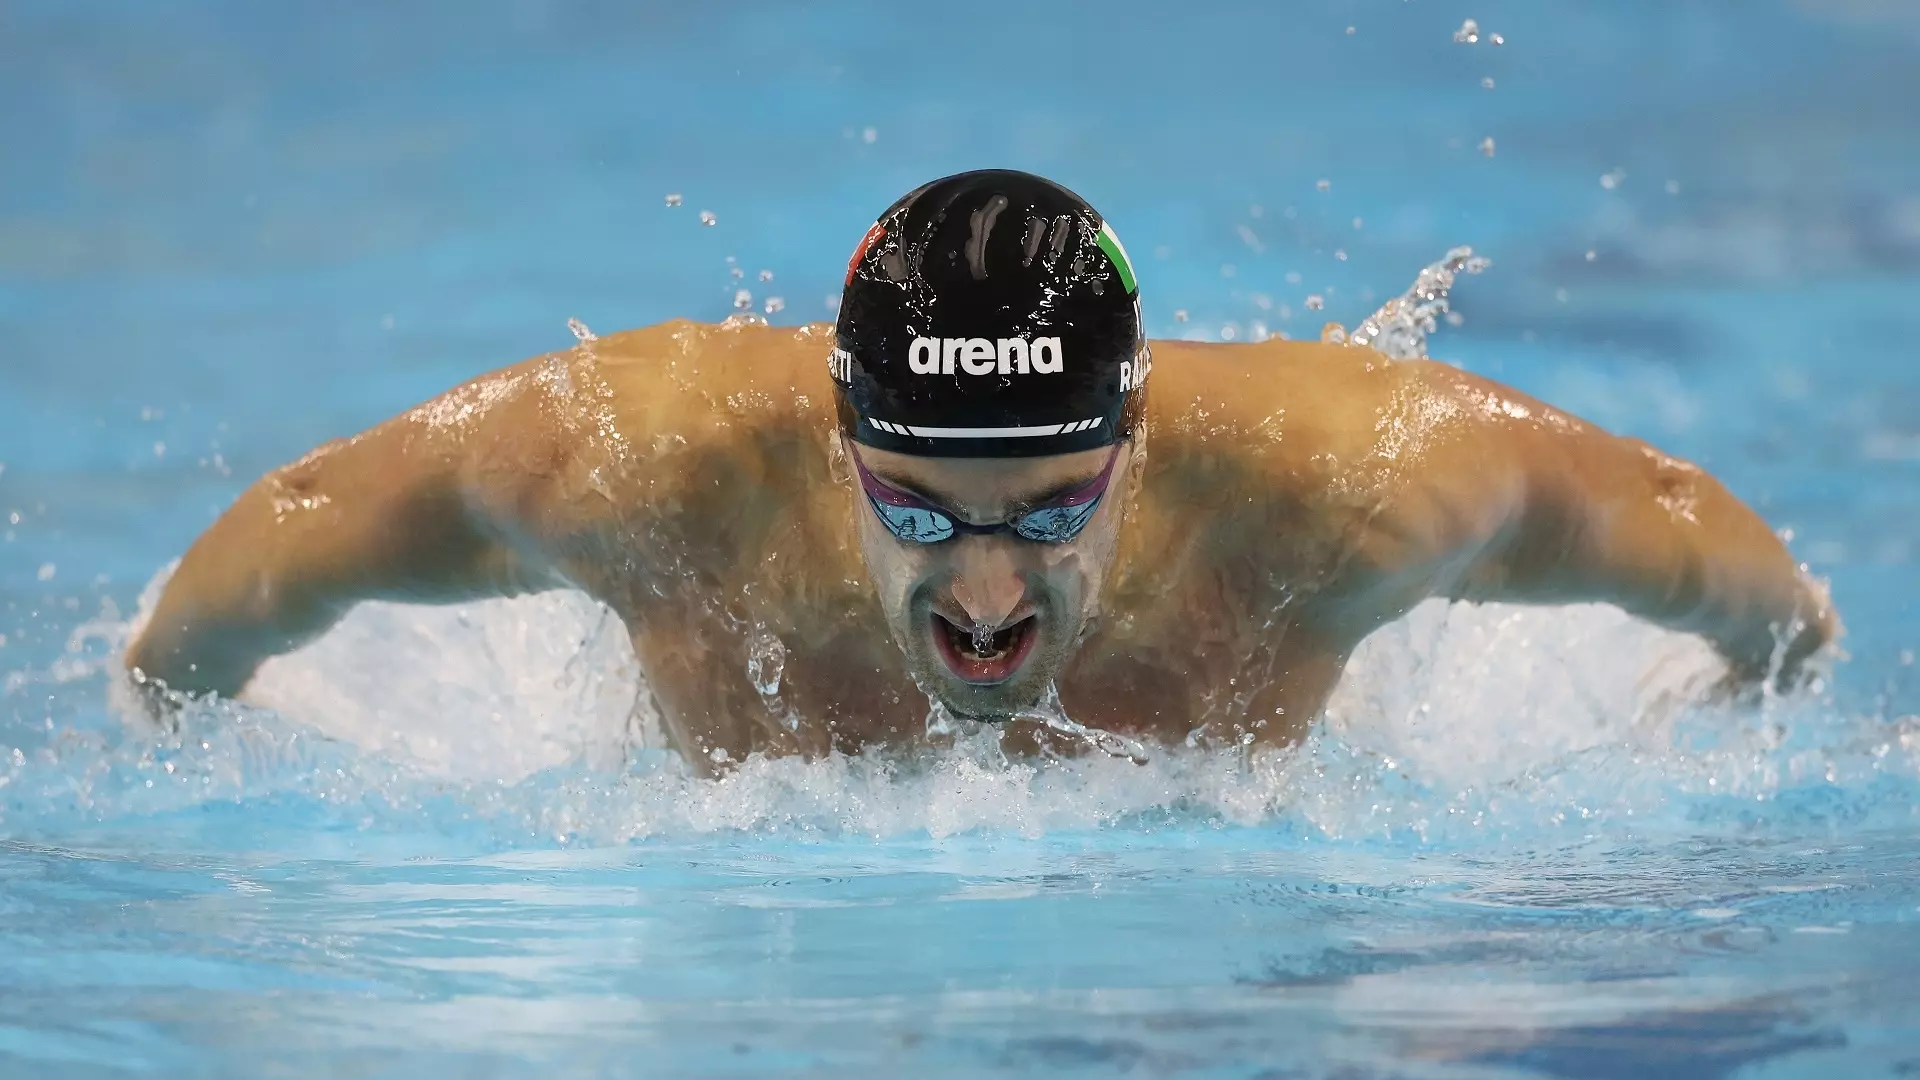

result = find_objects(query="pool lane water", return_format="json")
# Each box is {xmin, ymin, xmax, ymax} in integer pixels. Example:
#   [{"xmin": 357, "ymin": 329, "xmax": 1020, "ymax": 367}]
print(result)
[{"xmin": 3, "ymin": 0, "xmax": 1919, "ymax": 1076}]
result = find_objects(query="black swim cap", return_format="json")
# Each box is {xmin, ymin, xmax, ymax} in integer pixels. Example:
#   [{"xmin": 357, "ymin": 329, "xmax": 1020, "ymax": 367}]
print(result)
[{"xmin": 831, "ymin": 169, "xmax": 1149, "ymax": 458}]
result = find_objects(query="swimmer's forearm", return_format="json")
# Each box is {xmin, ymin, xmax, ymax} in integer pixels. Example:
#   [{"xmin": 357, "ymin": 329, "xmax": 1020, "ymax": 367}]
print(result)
[
  {"xmin": 125, "ymin": 424, "xmax": 538, "ymax": 700},
  {"xmin": 1503, "ymin": 435, "xmax": 1836, "ymax": 681}
]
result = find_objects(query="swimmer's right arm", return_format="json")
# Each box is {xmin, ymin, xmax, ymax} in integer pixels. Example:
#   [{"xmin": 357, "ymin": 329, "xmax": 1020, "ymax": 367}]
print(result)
[{"xmin": 124, "ymin": 357, "xmax": 580, "ymax": 703}]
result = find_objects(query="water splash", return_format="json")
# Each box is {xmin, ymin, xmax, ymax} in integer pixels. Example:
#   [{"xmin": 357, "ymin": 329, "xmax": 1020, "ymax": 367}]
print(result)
[
  {"xmin": 745, "ymin": 630, "xmax": 786, "ymax": 697},
  {"xmin": 566, "ymin": 317, "xmax": 597, "ymax": 343},
  {"xmin": 1010, "ymin": 684, "xmax": 1151, "ymax": 766},
  {"xmin": 1331, "ymin": 246, "xmax": 1491, "ymax": 360},
  {"xmin": 4, "ymin": 566, "xmax": 1910, "ymax": 848}
]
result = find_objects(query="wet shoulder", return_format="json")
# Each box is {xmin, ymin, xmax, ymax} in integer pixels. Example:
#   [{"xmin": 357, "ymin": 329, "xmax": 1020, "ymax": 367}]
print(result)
[
  {"xmin": 515, "ymin": 320, "xmax": 849, "ymax": 585},
  {"xmin": 1142, "ymin": 337, "xmax": 1413, "ymax": 474}
]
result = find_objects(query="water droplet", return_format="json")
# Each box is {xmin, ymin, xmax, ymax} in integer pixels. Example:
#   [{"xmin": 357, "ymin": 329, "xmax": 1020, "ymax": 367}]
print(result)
[
  {"xmin": 567, "ymin": 317, "xmax": 597, "ymax": 343},
  {"xmin": 1316, "ymin": 178, "xmax": 1332, "ymax": 192},
  {"xmin": 746, "ymin": 631, "xmax": 787, "ymax": 696},
  {"xmin": 1305, "ymin": 295, "xmax": 1325, "ymax": 311},
  {"xmin": 1173, "ymin": 309, "xmax": 1189, "ymax": 323},
  {"xmin": 733, "ymin": 289, "xmax": 753, "ymax": 310},
  {"xmin": 1481, "ymin": 76, "xmax": 1496, "ymax": 89},
  {"xmin": 699, "ymin": 210, "xmax": 717, "ymax": 226},
  {"xmin": 1479, "ymin": 136, "xmax": 1497, "ymax": 157},
  {"xmin": 862, "ymin": 126, "xmax": 878, "ymax": 144},
  {"xmin": 1453, "ymin": 18, "xmax": 1480, "ymax": 43},
  {"xmin": 664, "ymin": 193, "xmax": 683, "ymax": 207},
  {"xmin": 763, "ymin": 296, "xmax": 785, "ymax": 314},
  {"xmin": 1220, "ymin": 323, "xmax": 1238, "ymax": 341},
  {"xmin": 757, "ymin": 269, "xmax": 773, "ymax": 282},
  {"xmin": 36, "ymin": 563, "xmax": 54, "ymax": 582}
]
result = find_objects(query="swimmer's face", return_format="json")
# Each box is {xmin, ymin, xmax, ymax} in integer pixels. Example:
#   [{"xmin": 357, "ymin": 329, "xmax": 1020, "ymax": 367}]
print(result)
[{"xmin": 848, "ymin": 440, "xmax": 1133, "ymax": 722}]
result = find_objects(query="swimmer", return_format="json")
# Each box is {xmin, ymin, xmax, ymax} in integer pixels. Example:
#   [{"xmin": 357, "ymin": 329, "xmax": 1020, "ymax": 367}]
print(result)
[{"xmin": 125, "ymin": 170, "xmax": 1839, "ymax": 766}]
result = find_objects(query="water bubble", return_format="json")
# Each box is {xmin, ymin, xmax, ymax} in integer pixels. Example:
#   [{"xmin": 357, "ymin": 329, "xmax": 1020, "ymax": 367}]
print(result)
[
  {"xmin": 757, "ymin": 269, "xmax": 773, "ymax": 282},
  {"xmin": 1220, "ymin": 324, "xmax": 1238, "ymax": 341},
  {"xmin": 1344, "ymin": 245, "xmax": 1490, "ymax": 360},
  {"xmin": 1173, "ymin": 309, "xmax": 1189, "ymax": 323},
  {"xmin": 729, "ymin": 265, "xmax": 744, "ymax": 279},
  {"xmin": 1585, "ymin": 249, "xmax": 1598, "ymax": 262},
  {"xmin": 699, "ymin": 210, "xmax": 717, "ymax": 226},
  {"xmin": 1249, "ymin": 320, "xmax": 1270, "ymax": 342},
  {"xmin": 379, "ymin": 314, "xmax": 395, "ymax": 331},
  {"xmin": 1334, "ymin": 249, "xmax": 1348, "ymax": 261},
  {"xmin": 36, "ymin": 563, "xmax": 54, "ymax": 581},
  {"xmin": 763, "ymin": 296, "xmax": 785, "ymax": 315},
  {"xmin": 862, "ymin": 126, "xmax": 878, "ymax": 144},
  {"xmin": 1482, "ymin": 76, "xmax": 1496, "ymax": 89},
  {"xmin": 825, "ymin": 295, "xmax": 841, "ymax": 312},
  {"xmin": 1305, "ymin": 295, "xmax": 1326, "ymax": 311},
  {"xmin": 1321, "ymin": 322, "xmax": 1348, "ymax": 344},
  {"xmin": 1316, "ymin": 178, "xmax": 1332, "ymax": 192},
  {"xmin": 1353, "ymin": 217, "xmax": 1365, "ymax": 230},
  {"xmin": 745, "ymin": 631, "xmax": 787, "ymax": 697},
  {"xmin": 1490, "ymin": 32, "xmax": 1505, "ymax": 45},
  {"xmin": 1285, "ymin": 271, "xmax": 1302, "ymax": 285},
  {"xmin": 567, "ymin": 317, "xmax": 597, "ymax": 343},
  {"xmin": 1600, "ymin": 168, "xmax": 1626, "ymax": 190},
  {"xmin": 1666, "ymin": 179, "xmax": 1683, "ymax": 195},
  {"xmin": 1453, "ymin": 18, "xmax": 1480, "ymax": 43},
  {"xmin": 733, "ymin": 289, "xmax": 753, "ymax": 310},
  {"xmin": 664, "ymin": 193, "xmax": 683, "ymax": 207},
  {"xmin": 1479, "ymin": 136, "xmax": 1497, "ymax": 157},
  {"xmin": 1556, "ymin": 287, "xmax": 1571, "ymax": 303},
  {"xmin": 1345, "ymin": 25, "xmax": 1356, "ymax": 35}
]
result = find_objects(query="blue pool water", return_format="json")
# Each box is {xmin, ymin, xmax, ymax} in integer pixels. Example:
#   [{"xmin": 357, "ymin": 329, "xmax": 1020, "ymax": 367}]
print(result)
[{"xmin": 4, "ymin": 0, "xmax": 1920, "ymax": 1075}]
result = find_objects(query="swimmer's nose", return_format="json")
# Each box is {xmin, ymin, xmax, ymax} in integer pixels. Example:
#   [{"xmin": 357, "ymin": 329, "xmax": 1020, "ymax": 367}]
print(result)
[{"xmin": 949, "ymin": 537, "xmax": 1026, "ymax": 630}]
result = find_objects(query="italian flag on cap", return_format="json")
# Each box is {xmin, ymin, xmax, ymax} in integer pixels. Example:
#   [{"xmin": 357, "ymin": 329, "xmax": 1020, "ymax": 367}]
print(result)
[{"xmin": 1096, "ymin": 221, "xmax": 1138, "ymax": 295}]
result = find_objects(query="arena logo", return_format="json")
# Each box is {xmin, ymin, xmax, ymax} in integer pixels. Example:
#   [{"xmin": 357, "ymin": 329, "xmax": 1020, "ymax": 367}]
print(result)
[{"xmin": 907, "ymin": 336, "xmax": 1064, "ymax": 376}]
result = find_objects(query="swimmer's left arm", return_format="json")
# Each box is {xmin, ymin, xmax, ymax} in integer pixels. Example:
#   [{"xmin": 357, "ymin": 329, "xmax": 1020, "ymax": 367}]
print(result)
[
  {"xmin": 1430, "ymin": 368, "xmax": 1837, "ymax": 685},
  {"xmin": 1337, "ymin": 363, "xmax": 1838, "ymax": 687}
]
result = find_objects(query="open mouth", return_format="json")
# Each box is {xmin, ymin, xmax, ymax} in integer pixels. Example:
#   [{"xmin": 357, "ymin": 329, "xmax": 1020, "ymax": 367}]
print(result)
[{"xmin": 930, "ymin": 611, "xmax": 1038, "ymax": 685}]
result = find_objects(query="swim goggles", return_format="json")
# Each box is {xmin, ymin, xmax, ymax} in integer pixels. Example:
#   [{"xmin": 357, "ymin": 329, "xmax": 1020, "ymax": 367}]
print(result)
[{"xmin": 849, "ymin": 445, "xmax": 1120, "ymax": 544}]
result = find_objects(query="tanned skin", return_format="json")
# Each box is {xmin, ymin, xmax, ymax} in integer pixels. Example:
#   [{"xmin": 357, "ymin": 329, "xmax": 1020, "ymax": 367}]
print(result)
[{"xmin": 125, "ymin": 320, "xmax": 1838, "ymax": 769}]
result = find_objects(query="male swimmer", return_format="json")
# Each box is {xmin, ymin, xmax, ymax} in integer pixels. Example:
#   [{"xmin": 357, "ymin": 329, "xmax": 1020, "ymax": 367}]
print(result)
[{"xmin": 126, "ymin": 170, "xmax": 1838, "ymax": 768}]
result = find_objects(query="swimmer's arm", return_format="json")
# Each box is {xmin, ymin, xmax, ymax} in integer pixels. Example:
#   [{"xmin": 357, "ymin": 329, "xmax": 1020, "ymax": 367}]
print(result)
[
  {"xmin": 1417, "ymin": 368, "xmax": 1838, "ymax": 684},
  {"xmin": 124, "ymin": 360, "xmax": 575, "ymax": 701}
]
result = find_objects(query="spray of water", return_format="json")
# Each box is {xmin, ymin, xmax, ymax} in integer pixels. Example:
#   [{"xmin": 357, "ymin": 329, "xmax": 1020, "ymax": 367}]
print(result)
[{"xmin": 1323, "ymin": 246, "xmax": 1491, "ymax": 360}]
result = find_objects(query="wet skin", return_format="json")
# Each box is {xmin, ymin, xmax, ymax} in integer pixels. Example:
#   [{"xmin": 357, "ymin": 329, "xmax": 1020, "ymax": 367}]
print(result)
[{"xmin": 125, "ymin": 320, "xmax": 1839, "ymax": 769}]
